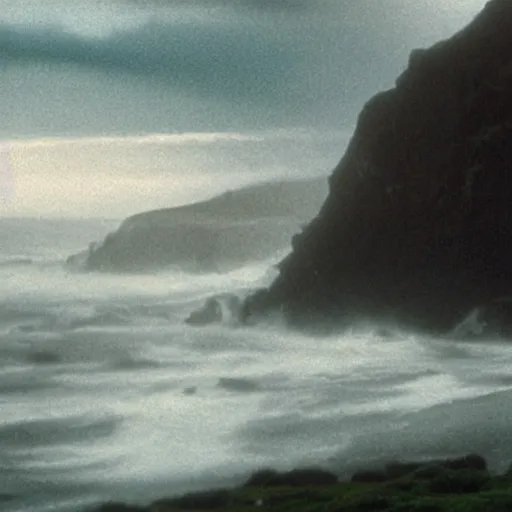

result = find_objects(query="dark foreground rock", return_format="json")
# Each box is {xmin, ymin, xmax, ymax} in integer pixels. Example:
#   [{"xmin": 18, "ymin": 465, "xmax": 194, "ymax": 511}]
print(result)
[
  {"xmin": 242, "ymin": 0, "xmax": 512, "ymax": 334},
  {"xmin": 95, "ymin": 453, "xmax": 512, "ymax": 512}
]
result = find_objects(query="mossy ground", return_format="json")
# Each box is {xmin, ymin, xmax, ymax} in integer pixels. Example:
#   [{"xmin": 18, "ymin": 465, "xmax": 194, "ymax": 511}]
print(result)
[{"xmin": 98, "ymin": 462, "xmax": 512, "ymax": 512}]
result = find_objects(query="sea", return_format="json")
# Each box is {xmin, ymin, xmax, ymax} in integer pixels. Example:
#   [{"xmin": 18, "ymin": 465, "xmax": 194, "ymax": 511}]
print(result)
[{"xmin": 2, "ymin": 132, "xmax": 512, "ymax": 512}]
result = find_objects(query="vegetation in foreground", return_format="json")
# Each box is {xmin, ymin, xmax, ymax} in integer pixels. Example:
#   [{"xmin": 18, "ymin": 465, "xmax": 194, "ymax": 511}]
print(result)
[{"xmin": 96, "ymin": 453, "xmax": 512, "ymax": 512}]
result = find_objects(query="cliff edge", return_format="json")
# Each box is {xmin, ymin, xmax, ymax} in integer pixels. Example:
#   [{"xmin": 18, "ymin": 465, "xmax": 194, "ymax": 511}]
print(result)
[
  {"xmin": 67, "ymin": 177, "xmax": 327, "ymax": 273},
  {"xmin": 243, "ymin": 0, "xmax": 512, "ymax": 333}
]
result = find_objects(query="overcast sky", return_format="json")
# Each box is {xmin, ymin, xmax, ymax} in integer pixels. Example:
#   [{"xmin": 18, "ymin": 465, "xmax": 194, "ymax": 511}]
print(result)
[
  {"xmin": 0, "ymin": 0, "xmax": 487, "ymax": 137},
  {"xmin": 0, "ymin": 0, "xmax": 491, "ymax": 218}
]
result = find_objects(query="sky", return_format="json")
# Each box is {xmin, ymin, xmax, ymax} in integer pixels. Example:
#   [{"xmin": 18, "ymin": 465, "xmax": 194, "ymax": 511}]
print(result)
[
  {"xmin": 0, "ymin": 0, "xmax": 488, "ymax": 137},
  {"xmin": 0, "ymin": 0, "xmax": 489, "ymax": 217}
]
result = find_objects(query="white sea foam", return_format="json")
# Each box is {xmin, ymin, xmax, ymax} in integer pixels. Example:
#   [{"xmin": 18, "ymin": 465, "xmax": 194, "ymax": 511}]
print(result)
[{"xmin": 2, "ymin": 181, "xmax": 512, "ymax": 512}]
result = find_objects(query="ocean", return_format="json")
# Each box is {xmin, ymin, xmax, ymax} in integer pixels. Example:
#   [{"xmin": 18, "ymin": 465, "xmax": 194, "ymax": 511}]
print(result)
[
  {"xmin": 3, "ymin": 160, "xmax": 512, "ymax": 511},
  {"xmin": 0, "ymin": 1, "xmax": 499, "ymax": 510}
]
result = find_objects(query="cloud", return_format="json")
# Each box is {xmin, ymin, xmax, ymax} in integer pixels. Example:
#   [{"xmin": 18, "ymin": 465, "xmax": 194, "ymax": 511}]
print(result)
[
  {"xmin": 0, "ymin": 5, "xmax": 405, "ymax": 127},
  {"xmin": 0, "ymin": 21, "xmax": 293, "ymax": 95},
  {"xmin": 9, "ymin": 131, "xmax": 264, "ymax": 149},
  {"xmin": 0, "ymin": 0, "xmax": 488, "ymax": 136},
  {"xmin": 121, "ymin": 0, "xmax": 317, "ymax": 13},
  {"xmin": 4, "ymin": 127, "xmax": 344, "ymax": 217}
]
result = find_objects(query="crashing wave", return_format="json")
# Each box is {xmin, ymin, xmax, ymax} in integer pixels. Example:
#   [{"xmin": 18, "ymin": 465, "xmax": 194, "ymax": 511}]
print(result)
[{"xmin": 67, "ymin": 177, "xmax": 327, "ymax": 273}]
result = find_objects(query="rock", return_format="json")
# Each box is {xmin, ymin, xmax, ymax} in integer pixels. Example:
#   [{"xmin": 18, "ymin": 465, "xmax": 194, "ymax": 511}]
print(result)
[
  {"xmin": 351, "ymin": 454, "xmax": 488, "ymax": 485},
  {"xmin": 451, "ymin": 298, "xmax": 512, "ymax": 339},
  {"xmin": 243, "ymin": 0, "xmax": 512, "ymax": 334},
  {"xmin": 244, "ymin": 468, "xmax": 338, "ymax": 487},
  {"xmin": 25, "ymin": 350, "xmax": 61, "ymax": 365},
  {"xmin": 428, "ymin": 469, "xmax": 490, "ymax": 494},
  {"xmin": 262, "ymin": 490, "xmax": 333, "ymax": 507},
  {"xmin": 478, "ymin": 298, "xmax": 512, "ymax": 339},
  {"xmin": 96, "ymin": 503, "xmax": 146, "ymax": 512},
  {"xmin": 412, "ymin": 453, "xmax": 487, "ymax": 476},
  {"xmin": 442, "ymin": 453, "xmax": 487, "ymax": 472},
  {"xmin": 217, "ymin": 377, "xmax": 260, "ymax": 393},
  {"xmin": 94, "ymin": 453, "xmax": 497, "ymax": 512},
  {"xmin": 449, "ymin": 307, "xmax": 487, "ymax": 339},
  {"xmin": 185, "ymin": 293, "xmax": 242, "ymax": 326},
  {"xmin": 67, "ymin": 178, "xmax": 326, "ymax": 274},
  {"xmin": 351, "ymin": 470, "xmax": 388, "ymax": 484},
  {"xmin": 276, "ymin": 468, "xmax": 338, "ymax": 486},
  {"xmin": 153, "ymin": 489, "xmax": 232, "ymax": 510},
  {"xmin": 413, "ymin": 465, "xmax": 449, "ymax": 481},
  {"xmin": 384, "ymin": 462, "xmax": 422, "ymax": 480},
  {"xmin": 244, "ymin": 469, "xmax": 282, "ymax": 487},
  {"xmin": 185, "ymin": 297, "xmax": 223, "ymax": 326}
]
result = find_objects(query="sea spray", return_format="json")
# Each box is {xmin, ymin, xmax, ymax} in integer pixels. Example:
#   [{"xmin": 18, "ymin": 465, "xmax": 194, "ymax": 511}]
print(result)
[{"xmin": 0, "ymin": 141, "xmax": 15, "ymax": 205}]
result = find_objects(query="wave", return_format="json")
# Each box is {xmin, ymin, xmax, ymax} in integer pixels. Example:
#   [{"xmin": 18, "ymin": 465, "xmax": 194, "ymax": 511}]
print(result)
[
  {"xmin": 0, "ymin": 414, "xmax": 120, "ymax": 448},
  {"xmin": 67, "ymin": 177, "xmax": 327, "ymax": 273},
  {"xmin": 328, "ymin": 387, "xmax": 512, "ymax": 476}
]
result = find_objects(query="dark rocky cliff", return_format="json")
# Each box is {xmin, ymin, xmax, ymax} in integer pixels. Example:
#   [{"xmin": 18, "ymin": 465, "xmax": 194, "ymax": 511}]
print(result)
[{"xmin": 243, "ymin": 0, "xmax": 512, "ymax": 333}]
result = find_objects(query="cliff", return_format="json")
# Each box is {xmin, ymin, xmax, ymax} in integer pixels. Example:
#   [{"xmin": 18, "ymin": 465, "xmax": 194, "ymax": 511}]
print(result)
[
  {"xmin": 67, "ymin": 177, "xmax": 327, "ymax": 273},
  {"xmin": 243, "ymin": 0, "xmax": 512, "ymax": 333}
]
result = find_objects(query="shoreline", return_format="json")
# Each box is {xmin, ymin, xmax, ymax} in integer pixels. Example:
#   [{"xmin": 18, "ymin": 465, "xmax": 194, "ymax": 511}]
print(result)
[{"xmin": 95, "ymin": 452, "xmax": 512, "ymax": 512}]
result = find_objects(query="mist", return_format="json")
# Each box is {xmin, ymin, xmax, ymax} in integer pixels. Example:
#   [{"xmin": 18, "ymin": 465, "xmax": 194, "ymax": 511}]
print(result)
[{"xmin": 2, "ymin": 5, "xmax": 512, "ymax": 511}]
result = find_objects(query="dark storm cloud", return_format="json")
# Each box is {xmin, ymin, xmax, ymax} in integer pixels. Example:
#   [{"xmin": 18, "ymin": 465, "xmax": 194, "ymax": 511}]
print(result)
[
  {"xmin": 0, "ymin": 1, "xmax": 486, "ymax": 132},
  {"xmin": 0, "ymin": 20, "xmax": 300, "ymax": 106},
  {"xmin": 122, "ymin": 0, "xmax": 315, "ymax": 12},
  {"xmin": 0, "ymin": 4, "xmax": 408, "ymax": 127}
]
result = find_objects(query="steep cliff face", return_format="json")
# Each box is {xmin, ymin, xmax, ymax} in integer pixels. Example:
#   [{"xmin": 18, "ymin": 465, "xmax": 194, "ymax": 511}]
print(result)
[{"xmin": 244, "ymin": 0, "xmax": 512, "ymax": 333}]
